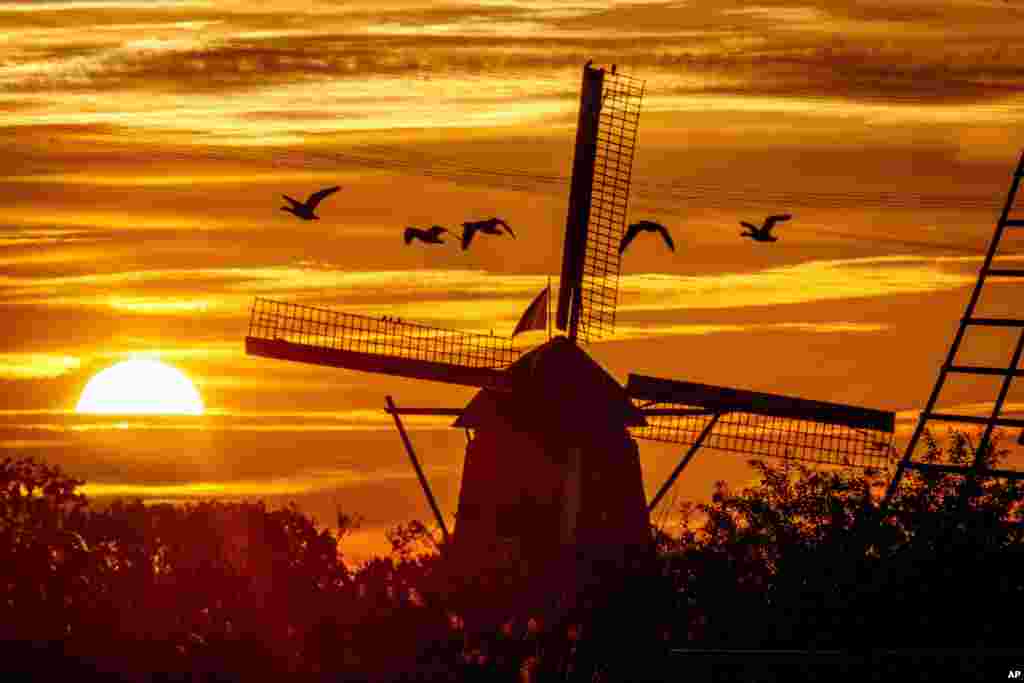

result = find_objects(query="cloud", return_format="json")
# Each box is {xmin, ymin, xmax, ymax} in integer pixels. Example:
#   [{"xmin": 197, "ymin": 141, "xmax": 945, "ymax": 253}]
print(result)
[
  {"xmin": 0, "ymin": 438, "xmax": 73, "ymax": 448},
  {"xmin": 0, "ymin": 352, "xmax": 81, "ymax": 378},
  {"xmin": 895, "ymin": 401, "xmax": 1024, "ymax": 423},
  {"xmin": 719, "ymin": 5, "xmax": 826, "ymax": 23},
  {"xmin": 0, "ymin": 0, "xmax": 1019, "ymax": 140},
  {"xmin": 0, "ymin": 36, "xmax": 215, "ymax": 90},
  {"xmin": 78, "ymin": 462, "xmax": 455, "ymax": 498},
  {"xmin": 80, "ymin": 479, "xmax": 315, "ymax": 498},
  {"xmin": 0, "ymin": 407, "xmax": 455, "ymax": 431},
  {"xmin": 0, "ymin": 1, "xmax": 210, "ymax": 10},
  {"xmin": 0, "ymin": 256, "xmax": 992, "ymax": 331},
  {"xmin": 0, "ymin": 227, "xmax": 104, "ymax": 246},
  {"xmin": 617, "ymin": 255, "xmax": 984, "ymax": 312},
  {"xmin": 91, "ymin": 342, "xmax": 242, "ymax": 360},
  {"xmin": 65, "ymin": 412, "xmax": 453, "ymax": 432}
]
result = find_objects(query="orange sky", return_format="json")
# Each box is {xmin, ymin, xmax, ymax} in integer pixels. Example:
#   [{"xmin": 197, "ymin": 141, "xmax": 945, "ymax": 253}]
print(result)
[{"xmin": 2, "ymin": 0, "xmax": 1024, "ymax": 562}]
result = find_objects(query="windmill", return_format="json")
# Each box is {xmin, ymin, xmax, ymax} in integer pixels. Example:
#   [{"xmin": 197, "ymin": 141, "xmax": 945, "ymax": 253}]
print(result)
[{"xmin": 244, "ymin": 62, "xmax": 896, "ymax": 610}]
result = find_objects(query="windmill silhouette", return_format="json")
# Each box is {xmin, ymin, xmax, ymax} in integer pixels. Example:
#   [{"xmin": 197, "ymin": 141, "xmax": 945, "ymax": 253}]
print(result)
[{"xmin": 245, "ymin": 62, "xmax": 896, "ymax": 609}]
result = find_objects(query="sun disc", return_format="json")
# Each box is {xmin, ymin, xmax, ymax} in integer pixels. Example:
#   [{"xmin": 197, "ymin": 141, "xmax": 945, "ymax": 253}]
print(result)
[{"xmin": 76, "ymin": 359, "xmax": 204, "ymax": 415}]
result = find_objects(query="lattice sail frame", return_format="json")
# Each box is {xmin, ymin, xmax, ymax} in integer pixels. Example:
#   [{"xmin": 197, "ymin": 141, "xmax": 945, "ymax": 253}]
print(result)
[
  {"xmin": 576, "ymin": 69, "xmax": 645, "ymax": 343},
  {"xmin": 248, "ymin": 297, "xmax": 519, "ymax": 369},
  {"xmin": 626, "ymin": 375, "xmax": 896, "ymax": 469},
  {"xmin": 630, "ymin": 408, "xmax": 894, "ymax": 469}
]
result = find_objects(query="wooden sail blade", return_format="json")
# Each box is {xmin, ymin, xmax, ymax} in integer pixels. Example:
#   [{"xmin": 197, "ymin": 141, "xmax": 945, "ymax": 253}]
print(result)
[
  {"xmin": 575, "ymin": 66, "xmax": 644, "ymax": 343},
  {"xmin": 627, "ymin": 374, "xmax": 896, "ymax": 468},
  {"xmin": 246, "ymin": 297, "xmax": 517, "ymax": 390},
  {"xmin": 556, "ymin": 62, "xmax": 604, "ymax": 336},
  {"xmin": 627, "ymin": 374, "xmax": 894, "ymax": 432},
  {"xmin": 246, "ymin": 337, "xmax": 510, "ymax": 390},
  {"xmin": 556, "ymin": 63, "xmax": 646, "ymax": 344}
]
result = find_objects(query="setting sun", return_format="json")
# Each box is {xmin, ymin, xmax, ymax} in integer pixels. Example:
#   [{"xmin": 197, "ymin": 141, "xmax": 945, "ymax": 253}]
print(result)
[{"xmin": 75, "ymin": 359, "xmax": 204, "ymax": 415}]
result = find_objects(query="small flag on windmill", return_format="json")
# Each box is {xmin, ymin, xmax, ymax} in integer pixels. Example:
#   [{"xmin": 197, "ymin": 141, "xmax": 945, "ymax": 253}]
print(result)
[{"xmin": 512, "ymin": 283, "xmax": 550, "ymax": 337}]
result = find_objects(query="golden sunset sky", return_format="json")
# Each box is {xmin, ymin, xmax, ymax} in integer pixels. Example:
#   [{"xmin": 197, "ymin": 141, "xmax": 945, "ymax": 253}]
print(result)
[{"xmin": 2, "ymin": 0, "xmax": 1024, "ymax": 560}]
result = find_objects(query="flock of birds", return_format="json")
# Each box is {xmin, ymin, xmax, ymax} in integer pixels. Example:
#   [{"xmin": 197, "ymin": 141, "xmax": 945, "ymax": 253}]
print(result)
[
  {"xmin": 280, "ymin": 185, "xmax": 792, "ymax": 254},
  {"xmin": 404, "ymin": 218, "xmax": 516, "ymax": 251},
  {"xmin": 280, "ymin": 185, "xmax": 515, "ymax": 250}
]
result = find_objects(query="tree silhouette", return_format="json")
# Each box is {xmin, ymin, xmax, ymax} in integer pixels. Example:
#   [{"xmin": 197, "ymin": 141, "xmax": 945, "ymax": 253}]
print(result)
[
  {"xmin": 655, "ymin": 427, "xmax": 1024, "ymax": 653},
  {"xmin": 3, "ymin": 433, "xmax": 1023, "ymax": 680}
]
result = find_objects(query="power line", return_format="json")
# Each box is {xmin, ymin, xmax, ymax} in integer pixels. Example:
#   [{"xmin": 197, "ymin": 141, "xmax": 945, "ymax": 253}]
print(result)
[
  {"xmin": 88, "ymin": 138, "xmax": 1005, "ymax": 211},
  {"xmin": 85, "ymin": 139, "xmax": 1008, "ymax": 252}
]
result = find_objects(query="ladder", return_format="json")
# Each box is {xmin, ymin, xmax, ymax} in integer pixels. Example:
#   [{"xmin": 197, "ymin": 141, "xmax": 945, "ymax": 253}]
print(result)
[{"xmin": 882, "ymin": 150, "xmax": 1024, "ymax": 509}]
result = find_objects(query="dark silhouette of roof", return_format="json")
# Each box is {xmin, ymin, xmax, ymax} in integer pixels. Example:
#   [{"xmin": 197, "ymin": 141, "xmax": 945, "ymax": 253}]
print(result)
[{"xmin": 454, "ymin": 336, "xmax": 646, "ymax": 435}]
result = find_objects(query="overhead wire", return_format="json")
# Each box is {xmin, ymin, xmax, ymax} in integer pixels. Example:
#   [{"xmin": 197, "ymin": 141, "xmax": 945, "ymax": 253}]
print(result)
[
  {"xmin": 87, "ymin": 137, "xmax": 1006, "ymax": 213},
  {"xmin": 97, "ymin": 138, "xmax": 1009, "ymax": 253}
]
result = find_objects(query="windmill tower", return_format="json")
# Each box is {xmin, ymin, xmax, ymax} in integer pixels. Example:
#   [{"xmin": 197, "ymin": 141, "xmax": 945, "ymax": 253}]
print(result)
[
  {"xmin": 245, "ymin": 62, "xmax": 897, "ymax": 608},
  {"xmin": 445, "ymin": 62, "xmax": 651, "ymax": 589}
]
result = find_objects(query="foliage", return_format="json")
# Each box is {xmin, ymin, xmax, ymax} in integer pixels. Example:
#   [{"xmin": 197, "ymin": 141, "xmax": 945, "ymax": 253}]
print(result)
[
  {"xmin": 654, "ymin": 427, "xmax": 1024, "ymax": 649},
  {"xmin": 3, "ymin": 430, "xmax": 1024, "ymax": 678}
]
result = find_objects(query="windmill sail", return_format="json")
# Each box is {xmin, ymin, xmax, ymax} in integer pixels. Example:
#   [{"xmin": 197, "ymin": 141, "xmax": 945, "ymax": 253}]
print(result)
[
  {"xmin": 557, "ymin": 63, "xmax": 604, "ymax": 338},
  {"xmin": 555, "ymin": 62, "xmax": 645, "ymax": 343},
  {"xmin": 627, "ymin": 374, "xmax": 895, "ymax": 468},
  {"xmin": 246, "ymin": 297, "xmax": 518, "ymax": 390},
  {"xmin": 512, "ymin": 285, "xmax": 550, "ymax": 337}
]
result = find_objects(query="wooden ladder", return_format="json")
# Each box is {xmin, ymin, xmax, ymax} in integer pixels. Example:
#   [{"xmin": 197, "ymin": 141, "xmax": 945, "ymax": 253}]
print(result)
[{"xmin": 882, "ymin": 150, "xmax": 1024, "ymax": 508}]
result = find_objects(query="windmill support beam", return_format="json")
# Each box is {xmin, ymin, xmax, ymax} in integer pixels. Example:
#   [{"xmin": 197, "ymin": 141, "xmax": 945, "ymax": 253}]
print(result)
[
  {"xmin": 385, "ymin": 396, "xmax": 450, "ymax": 546},
  {"xmin": 648, "ymin": 412, "xmax": 721, "ymax": 514},
  {"xmin": 384, "ymin": 407, "xmax": 464, "ymax": 416},
  {"xmin": 246, "ymin": 337, "xmax": 511, "ymax": 391}
]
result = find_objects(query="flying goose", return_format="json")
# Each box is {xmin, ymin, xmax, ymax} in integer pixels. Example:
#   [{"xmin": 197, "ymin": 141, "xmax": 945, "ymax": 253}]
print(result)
[
  {"xmin": 281, "ymin": 186, "xmax": 341, "ymax": 220},
  {"xmin": 460, "ymin": 217, "xmax": 515, "ymax": 250},
  {"xmin": 404, "ymin": 225, "xmax": 449, "ymax": 245},
  {"xmin": 619, "ymin": 220, "xmax": 675, "ymax": 255},
  {"xmin": 740, "ymin": 214, "xmax": 791, "ymax": 242}
]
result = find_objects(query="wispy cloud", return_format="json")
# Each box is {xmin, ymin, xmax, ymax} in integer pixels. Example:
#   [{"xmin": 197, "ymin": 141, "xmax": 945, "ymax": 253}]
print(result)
[
  {"xmin": 91, "ymin": 342, "xmax": 242, "ymax": 361},
  {"xmin": 0, "ymin": 1, "xmax": 211, "ymax": 10},
  {"xmin": 0, "ymin": 256, "xmax": 992, "ymax": 327},
  {"xmin": 619, "ymin": 255, "xmax": 985, "ymax": 312},
  {"xmin": 79, "ymin": 462, "xmax": 457, "ymax": 498},
  {"xmin": 0, "ymin": 352, "xmax": 81, "ymax": 378},
  {"xmin": 896, "ymin": 401, "xmax": 1024, "ymax": 423},
  {"xmin": 0, "ymin": 0, "xmax": 1019, "ymax": 140},
  {"xmin": 2, "ymin": 409, "xmax": 455, "ymax": 432},
  {"xmin": 719, "ymin": 5, "xmax": 825, "ymax": 23},
  {"xmin": 0, "ymin": 438, "xmax": 72, "ymax": 449}
]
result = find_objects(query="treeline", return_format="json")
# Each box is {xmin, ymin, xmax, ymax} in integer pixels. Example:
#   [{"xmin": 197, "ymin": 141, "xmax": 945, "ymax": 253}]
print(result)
[{"xmin": 2, "ymin": 429, "xmax": 1024, "ymax": 681}]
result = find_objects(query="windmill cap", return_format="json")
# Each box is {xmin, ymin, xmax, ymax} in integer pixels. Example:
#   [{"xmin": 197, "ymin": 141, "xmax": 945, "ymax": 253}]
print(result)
[{"xmin": 455, "ymin": 336, "xmax": 645, "ymax": 430}]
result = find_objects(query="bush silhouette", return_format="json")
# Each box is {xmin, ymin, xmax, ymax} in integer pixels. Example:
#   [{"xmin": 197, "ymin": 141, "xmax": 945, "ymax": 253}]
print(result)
[{"xmin": 2, "ymin": 428, "xmax": 1023, "ymax": 679}]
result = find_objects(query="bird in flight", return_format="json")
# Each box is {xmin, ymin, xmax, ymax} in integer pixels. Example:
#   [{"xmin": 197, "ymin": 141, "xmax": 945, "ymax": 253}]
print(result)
[
  {"xmin": 404, "ymin": 225, "xmax": 449, "ymax": 245},
  {"xmin": 740, "ymin": 214, "xmax": 790, "ymax": 242},
  {"xmin": 460, "ymin": 217, "xmax": 515, "ymax": 250},
  {"xmin": 280, "ymin": 186, "xmax": 340, "ymax": 220},
  {"xmin": 619, "ymin": 220, "xmax": 675, "ymax": 255}
]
